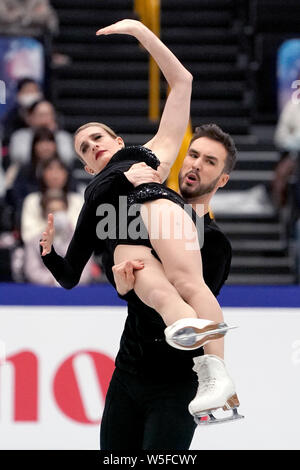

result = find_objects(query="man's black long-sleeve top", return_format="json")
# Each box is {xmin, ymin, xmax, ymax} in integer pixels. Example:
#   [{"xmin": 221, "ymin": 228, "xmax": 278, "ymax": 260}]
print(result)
[
  {"xmin": 101, "ymin": 212, "xmax": 232, "ymax": 381},
  {"xmin": 41, "ymin": 144, "xmax": 232, "ymax": 380}
]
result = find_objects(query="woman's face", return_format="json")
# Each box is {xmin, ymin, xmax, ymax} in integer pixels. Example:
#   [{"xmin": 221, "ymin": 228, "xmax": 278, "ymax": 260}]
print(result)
[
  {"xmin": 17, "ymin": 82, "xmax": 42, "ymax": 108},
  {"xmin": 46, "ymin": 199, "xmax": 67, "ymax": 214},
  {"xmin": 29, "ymin": 102, "xmax": 57, "ymax": 131},
  {"xmin": 34, "ymin": 139, "xmax": 57, "ymax": 160},
  {"xmin": 42, "ymin": 161, "xmax": 68, "ymax": 189},
  {"xmin": 74, "ymin": 125, "xmax": 124, "ymax": 175}
]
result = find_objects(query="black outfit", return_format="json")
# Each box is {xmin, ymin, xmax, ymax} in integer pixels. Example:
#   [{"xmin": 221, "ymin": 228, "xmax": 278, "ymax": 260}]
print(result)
[
  {"xmin": 41, "ymin": 146, "xmax": 201, "ymax": 288},
  {"xmin": 2, "ymin": 105, "xmax": 28, "ymax": 148},
  {"xmin": 41, "ymin": 145, "xmax": 232, "ymax": 450},
  {"xmin": 100, "ymin": 213, "xmax": 231, "ymax": 450},
  {"xmin": 6, "ymin": 163, "xmax": 40, "ymax": 230}
]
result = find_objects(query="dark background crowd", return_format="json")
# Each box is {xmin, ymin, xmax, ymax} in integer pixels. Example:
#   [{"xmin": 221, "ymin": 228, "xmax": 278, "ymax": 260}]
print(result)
[{"xmin": 1, "ymin": 0, "xmax": 300, "ymax": 286}]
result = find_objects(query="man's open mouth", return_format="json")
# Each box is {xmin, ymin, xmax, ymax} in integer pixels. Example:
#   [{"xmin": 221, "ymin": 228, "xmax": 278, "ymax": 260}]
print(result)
[{"xmin": 186, "ymin": 172, "xmax": 198, "ymax": 183}]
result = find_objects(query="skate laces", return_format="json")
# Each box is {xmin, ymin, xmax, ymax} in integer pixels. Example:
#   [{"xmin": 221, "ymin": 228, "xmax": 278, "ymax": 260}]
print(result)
[
  {"xmin": 198, "ymin": 376, "xmax": 217, "ymax": 393},
  {"xmin": 194, "ymin": 362, "xmax": 216, "ymax": 393}
]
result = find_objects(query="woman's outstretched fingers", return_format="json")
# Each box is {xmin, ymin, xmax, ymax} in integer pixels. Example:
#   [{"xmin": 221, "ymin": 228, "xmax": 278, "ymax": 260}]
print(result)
[
  {"xmin": 48, "ymin": 212, "xmax": 54, "ymax": 228},
  {"xmin": 96, "ymin": 26, "xmax": 110, "ymax": 36},
  {"xmin": 40, "ymin": 213, "xmax": 55, "ymax": 256},
  {"xmin": 96, "ymin": 19, "xmax": 139, "ymax": 37}
]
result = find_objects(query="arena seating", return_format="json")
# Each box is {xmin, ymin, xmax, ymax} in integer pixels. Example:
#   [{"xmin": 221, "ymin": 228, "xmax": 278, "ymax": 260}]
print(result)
[
  {"xmin": 51, "ymin": 0, "xmax": 252, "ymax": 137},
  {"xmin": 250, "ymin": 0, "xmax": 300, "ymax": 122},
  {"xmin": 47, "ymin": 0, "xmax": 297, "ymax": 284}
]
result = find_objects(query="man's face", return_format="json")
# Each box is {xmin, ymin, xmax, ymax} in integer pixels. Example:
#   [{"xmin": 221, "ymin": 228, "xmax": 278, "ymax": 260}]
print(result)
[{"xmin": 178, "ymin": 136, "xmax": 229, "ymax": 201}]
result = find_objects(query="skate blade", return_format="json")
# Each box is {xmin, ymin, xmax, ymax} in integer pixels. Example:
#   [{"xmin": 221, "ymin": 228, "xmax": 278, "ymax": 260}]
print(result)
[
  {"xmin": 194, "ymin": 408, "xmax": 245, "ymax": 426},
  {"xmin": 172, "ymin": 323, "xmax": 237, "ymax": 349},
  {"xmin": 193, "ymin": 323, "xmax": 237, "ymax": 339}
]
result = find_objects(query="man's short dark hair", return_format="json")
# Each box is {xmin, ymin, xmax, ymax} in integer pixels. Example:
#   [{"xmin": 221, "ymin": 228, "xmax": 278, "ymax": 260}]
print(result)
[{"xmin": 189, "ymin": 123, "xmax": 237, "ymax": 174}]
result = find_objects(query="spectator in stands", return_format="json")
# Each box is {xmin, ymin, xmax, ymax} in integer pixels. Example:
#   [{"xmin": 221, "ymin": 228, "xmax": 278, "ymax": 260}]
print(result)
[
  {"xmin": 274, "ymin": 97, "xmax": 300, "ymax": 154},
  {"xmin": 9, "ymin": 99, "xmax": 75, "ymax": 167},
  {"xmin": 0, "ymin": 159, "xmax": 5, "ymax": 202},
  {"xmin": 0, "ymin": 138, "xmax": 17, "ymax": 282},
  {"xmin": 291, "ymin": 158, "xmax": 300, "ymax": 283},
  {"xmin": 0, "ymin": 0, "xmax": 59, "ymax": 37},
  {"xmin": 0, "ymin": 1, "xmax": 70, "ymax": 68},
  {"xmin": 21, "ymin": 155, "xmax": 83, "ymax": 243},
  {"xmin": 272, "ymin": 97, "xmax": 300, "ymax": 208},
  {"xmin": 9, "ymin": 126, "xmax": 57, "ymax": 207},
  {"xmin": 274, "ymin": 95, "xmax": 300, "ymax": 282},
  {"xmin": 0, "ymin": 157, "xmax": 10, "ymax": 234},
  {"xmin": 7, "ymin": 126, "xmax": 59, "ymax": 230},
  {"xmin": 23, "ymin": 188, "xmax": 92, "ymax": 285},
  {"xmin": 2, "ymin": 77, "xmax": 43, "ymax": 147}
]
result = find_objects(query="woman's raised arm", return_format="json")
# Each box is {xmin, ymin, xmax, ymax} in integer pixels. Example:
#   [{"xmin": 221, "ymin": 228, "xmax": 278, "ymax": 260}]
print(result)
[{"xmin": 96, "ymin": 19, "xmax": 193, "ymax": 181}]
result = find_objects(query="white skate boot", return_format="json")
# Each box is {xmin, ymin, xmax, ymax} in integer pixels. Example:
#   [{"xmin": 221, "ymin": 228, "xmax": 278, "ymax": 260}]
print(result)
[
  {"xmin": 188, "ymin": 354, "xmax": 244, "ymax": 425},
  {"xmin": 164, "ymin": 318, "xmax": 236, "ymax": 351}
]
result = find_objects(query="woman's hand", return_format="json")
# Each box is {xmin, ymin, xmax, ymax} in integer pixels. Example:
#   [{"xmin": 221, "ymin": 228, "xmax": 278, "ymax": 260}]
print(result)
[
  {"xmin": 112, "ymin": 259, "xmax": 144, "ymax": 296},
  {"xmin": 124, "ymin": 162, "xmax": 161, "ymax": 187},
  {"xmin": 96, "ymin": 19, "xmax": 143, "ymax": 38},
  {"xmin": 40, "ymin": 213, "xmax": 55, "ymax": 256}
]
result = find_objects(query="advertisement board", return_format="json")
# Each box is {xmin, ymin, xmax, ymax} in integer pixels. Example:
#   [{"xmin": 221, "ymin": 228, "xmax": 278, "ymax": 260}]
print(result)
[{"xmin": 0, "ymin": 302, "xmax": 300, "ymax": 450}]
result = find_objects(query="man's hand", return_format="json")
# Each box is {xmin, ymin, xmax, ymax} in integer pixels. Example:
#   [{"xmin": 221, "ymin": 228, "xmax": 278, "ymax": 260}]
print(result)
[
  {"xmin": 124, "ymin": 162, "xmax": 161, "ymax": 187},
  {"xmin": 112, "ymin": 259, "xmax": 144, "ymax": 296},
  {"xmin": 40, "ymin": 213, "xmax": 55, "ymax": 256}
]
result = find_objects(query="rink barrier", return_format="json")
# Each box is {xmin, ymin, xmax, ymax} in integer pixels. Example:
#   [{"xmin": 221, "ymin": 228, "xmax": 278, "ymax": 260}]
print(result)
[{"xmin": 0, "ymin": 283, "xmax": 299, "ymax": 307}]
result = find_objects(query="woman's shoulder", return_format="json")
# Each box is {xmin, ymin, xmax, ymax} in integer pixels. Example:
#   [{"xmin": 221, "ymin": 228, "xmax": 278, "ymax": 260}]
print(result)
[
  {"xmin": 11, "ymin": 127, "xmax": 32, "ymax": 140},
  {"xmin": 67, "ymin": 191, "xmax": 84, "ymax": 206},
  {"xmin": 55, "ymin": 129, "xmax": 73, "ymax": 141},
  {"xmin": 23, "ymin": 191, "xmax": 40, "ymax": 205},
  {"xmin": 112, "ymin": 145, "xmax": 160, "ymax": 169},
  {"xmin": 84, "ymin": 145, "xmax": 160, "ymax": 203}
]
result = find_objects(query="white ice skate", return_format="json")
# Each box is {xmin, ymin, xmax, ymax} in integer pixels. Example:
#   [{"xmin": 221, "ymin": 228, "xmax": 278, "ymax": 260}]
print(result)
[
  {"xmin": 188, "ymin": 354, "xmax": 244, "ymax": 425},
  {"xmin": 164, "ymin": 318, "xmax": 236, "ymax": 351}
]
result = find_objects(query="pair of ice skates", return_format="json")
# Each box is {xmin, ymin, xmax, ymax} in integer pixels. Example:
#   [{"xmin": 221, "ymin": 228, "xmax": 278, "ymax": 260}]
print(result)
[{"xmin": 164, "ymin": 318, "xmax": 244, "ymax": 425}]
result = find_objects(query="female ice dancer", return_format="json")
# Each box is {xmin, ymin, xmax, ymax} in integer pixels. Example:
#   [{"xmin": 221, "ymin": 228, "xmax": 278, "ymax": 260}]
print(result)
[{"xmin": 40, "ymin": 19, "xmax": 241, "ymax": 423}]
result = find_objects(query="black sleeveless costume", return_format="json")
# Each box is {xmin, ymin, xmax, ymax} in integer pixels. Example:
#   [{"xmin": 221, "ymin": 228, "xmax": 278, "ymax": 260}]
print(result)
[{"xmin": 41, "ymin": 145, "xmax": 202, "ymax": 288}]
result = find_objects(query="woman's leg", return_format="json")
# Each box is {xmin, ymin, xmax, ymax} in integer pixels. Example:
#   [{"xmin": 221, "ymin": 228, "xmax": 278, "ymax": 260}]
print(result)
[
  {"xmin": 114, "ymin": 247, "xmax": 225, "ymax": 358},
  {"xmin": 114, "ymin": 244, "xmax": 199, "ymax": 325},
  {"xmin": 140, "ymin": 199, "xmax": 225, "ymax": 358}
]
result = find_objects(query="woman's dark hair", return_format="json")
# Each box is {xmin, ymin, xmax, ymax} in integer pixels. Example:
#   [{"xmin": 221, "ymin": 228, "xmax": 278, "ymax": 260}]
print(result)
[
  {"xmin": 17, "ymin": 77, "xmax": 39, "ymax": 93},
  {"xmin": 27, "ymin": 98, "xmax": 50, "ymax": 115},
  {"xmin": 30, "ymin": 126, "xmax": 58, "ymax": 170},
  {"xmin": 38, "ymin": 156, "xmax": 70, "ymax": 194},
  {"xmin": 40, "ymin": 188, "xmax": 68, "ymax": 219}
]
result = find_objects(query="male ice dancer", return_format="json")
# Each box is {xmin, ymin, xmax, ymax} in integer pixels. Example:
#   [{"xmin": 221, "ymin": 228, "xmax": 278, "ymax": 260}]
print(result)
[{"xmin": 100, "ymin": 123, "xmax": 243, "ymax": 450}]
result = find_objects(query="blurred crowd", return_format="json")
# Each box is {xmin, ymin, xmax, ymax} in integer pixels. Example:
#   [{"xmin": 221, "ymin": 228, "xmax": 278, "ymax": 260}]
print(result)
[
  {"xmin": 0, "ymin": 1, "xmax": 104, "ymax": 286},
  {"xmin": 273, "ymin": 93, "xmax": 300, "ymax": 282},
  {"xmin": 1, "ymin": 1, "xmax": 300, "ymax": 285},
  {"xmin": 0, "ymin": 79, "xmax": 100, "ymax": 285}
]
